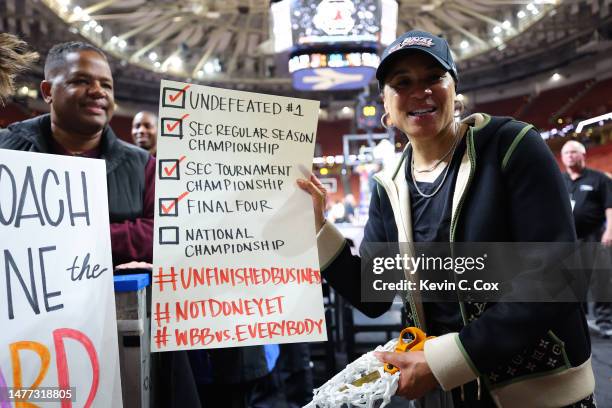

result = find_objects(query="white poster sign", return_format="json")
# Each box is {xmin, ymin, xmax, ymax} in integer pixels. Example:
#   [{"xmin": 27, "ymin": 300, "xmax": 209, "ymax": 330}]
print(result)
[
  {"xmin": 152, "ymin": 80, "xmax": 327, "ymax": 351},
  {"xmin": 0, "ymin": 150, "xmax": 122, "ymax": 406}
]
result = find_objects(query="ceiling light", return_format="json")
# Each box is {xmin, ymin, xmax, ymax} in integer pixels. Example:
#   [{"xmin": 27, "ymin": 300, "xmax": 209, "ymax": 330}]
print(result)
[
  {"xmin": 460, "ymin": 40, "xmax": 469, "ymax": 49},
  {"xmin": 493, "ymin": 26, "xmax": 502, "ymax": 34},
  {"xmin": 119, "ymin": 40, "xmax": 127, "ymax": 49},
  {"xmin": 517, "ymin": 10, "xmax": 526, "ymax": 18},
  {"xmin": 204, "ymin": 62, "xmax": 215, "ymax": 74},
  {"xmin": 94, "ymin": 25, "xmax": 103, "ymax": 34},
  {"xmin": 526, "ymin": 3, "xmax": 536, "ymax": 11},
  {"xmin": 551, "ymin": 73, "xmax": 561, "ymax": 81},
  {"xmin": 502, "ymin": 20, "xmax": 511, "ymax": 29},
  {"xmin": 148, "ymin": 52, "xmax": 158, "ymax": 61},
  {"xmin": 110, "ymin": 36, "xmax": 118, "ymax": 44},
  {"xmin": 154, "ymin": 61, "xmax": 161, "ymax": 68},
  {"xmin": 192, "ymin": 4, "xmax": 205, "ymax": 14},
  {"xmin": 493, "ymin": 36, "xmax": 502, "ymax": 44},
  {"xmin": 197, "ymin": 70, "xmax": 204, "ymax": 78},
  {"xmin": 342, "ymin": 106, "xmax": 352, "ymax": 114},
  {"xmin": 167, "ymin": 56, "xmax": 183, "ymax": 69}
]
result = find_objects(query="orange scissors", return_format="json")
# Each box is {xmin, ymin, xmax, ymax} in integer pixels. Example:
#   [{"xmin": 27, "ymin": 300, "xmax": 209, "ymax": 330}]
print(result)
[
  {"xmin": 346, "ymin": 327, "xmax": 435, "ymax": 388},
  {"xmin": 383, "ymin": 327, "xmax": 435, "ymax": 374}
]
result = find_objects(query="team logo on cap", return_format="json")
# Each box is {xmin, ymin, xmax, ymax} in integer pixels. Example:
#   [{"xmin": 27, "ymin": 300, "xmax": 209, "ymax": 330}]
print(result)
[
  {"xmin": 387, "ymin": 36, "xmax": 435, "ymax": 55},
  {"xmin": 400, "ymin": 36, "xmax": 434, "ymax": 48}
]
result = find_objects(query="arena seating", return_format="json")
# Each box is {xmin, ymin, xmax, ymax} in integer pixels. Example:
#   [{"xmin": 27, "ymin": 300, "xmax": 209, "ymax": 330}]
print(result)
[
  {"xmin": 561, "ymin": 77, "xmax": 612, "ymax": 121},
  {"xmin": 472, "ymin": 94, "xmax": 529, "ymax": 117},
  {"xmin": 519, "ymin": 80, "xmax": 590, "ymax": 130},
  {"xmin": 470, "ymin": 76, "xmax": 612, "ymax": 131}
]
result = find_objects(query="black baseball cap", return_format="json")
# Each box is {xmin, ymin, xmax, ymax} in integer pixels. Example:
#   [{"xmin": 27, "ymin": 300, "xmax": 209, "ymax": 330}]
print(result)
[{"xmin": 376, "ymin": 30, "xmax": 458, "ymax": 90}]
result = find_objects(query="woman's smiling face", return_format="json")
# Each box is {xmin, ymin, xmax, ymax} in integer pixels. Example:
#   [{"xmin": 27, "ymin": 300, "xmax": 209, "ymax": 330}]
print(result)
[{"xmin": 382, "ymin": 51, "xmax": 456, "ymax": 141}]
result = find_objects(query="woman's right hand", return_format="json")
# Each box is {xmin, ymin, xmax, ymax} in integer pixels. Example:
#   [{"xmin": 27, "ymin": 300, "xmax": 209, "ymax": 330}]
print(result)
[{"xmin": 297, "ymin": 174, "xmax": 327, "ymax": 233}]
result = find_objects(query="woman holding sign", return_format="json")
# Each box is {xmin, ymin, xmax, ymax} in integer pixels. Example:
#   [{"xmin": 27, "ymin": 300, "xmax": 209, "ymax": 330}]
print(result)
[{"xmin": 298, "ymin": 30, "xmax": 595, "ymax": 407}]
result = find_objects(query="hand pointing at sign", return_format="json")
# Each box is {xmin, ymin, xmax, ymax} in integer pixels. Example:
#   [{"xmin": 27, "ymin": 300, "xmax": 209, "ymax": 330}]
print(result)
[{"xmin": 297, "ymin": 175, "xmax": 327, "ymax": 233}]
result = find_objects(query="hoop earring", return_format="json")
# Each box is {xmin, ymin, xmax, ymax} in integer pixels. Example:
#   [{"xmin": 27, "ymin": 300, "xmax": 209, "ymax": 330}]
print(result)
[
  {"xmin": 454, "ymin": 98, "xmax": 465, "ymax": 117},
  {"xmin": 381, "ymin": 112, "xmax": 390, "ymax": 130}
]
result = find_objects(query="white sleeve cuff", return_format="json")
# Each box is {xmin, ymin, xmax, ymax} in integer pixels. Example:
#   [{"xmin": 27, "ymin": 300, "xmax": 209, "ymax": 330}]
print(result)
[
  {"xmin": 316, "ymin": 221, "xmax": 346, "ymax": 270},
  {"xmin": 424, "ymin": 332, "xmax": 479, "ymax": 391}
]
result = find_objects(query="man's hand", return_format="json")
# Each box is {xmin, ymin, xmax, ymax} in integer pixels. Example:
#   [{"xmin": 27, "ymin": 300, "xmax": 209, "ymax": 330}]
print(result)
[
  {"xmin": 115, "ymin": 261, "xmax": 153, "ymax": 271},
  {"xmin": 297, "ymin": 175, "xmax": 327, "ymax": 233},
  {"xmin": 602, "ymin": 228, "xmax": 612, "ymax": 247},
  {"xmin": 374, "ymin": 351, "xmax": 439, "ymax": 400}
]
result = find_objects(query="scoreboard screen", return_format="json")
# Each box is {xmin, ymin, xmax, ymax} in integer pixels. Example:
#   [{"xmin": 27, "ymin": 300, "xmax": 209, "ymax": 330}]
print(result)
[
  {"xmin": 291, "ymin": 0, "xmax": 381, "ymax": 45},
  {"xmin": 270, "ymin": 0, "xmax": 398, "ymax": 90}
]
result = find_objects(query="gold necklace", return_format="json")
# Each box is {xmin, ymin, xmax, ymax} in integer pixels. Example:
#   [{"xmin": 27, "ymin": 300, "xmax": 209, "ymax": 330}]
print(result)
[
  {"xmin": 410, "ymin": 126, "xmax": 462, "ymax": 198},
  {"xmin": 412, "ymin": 125, "xmax": 461, "ymax": 173}
]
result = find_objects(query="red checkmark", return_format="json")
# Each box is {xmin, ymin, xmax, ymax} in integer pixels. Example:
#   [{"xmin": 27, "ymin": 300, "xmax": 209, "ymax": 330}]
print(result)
[
  {"xmin": 168, "ymin": 85, "xmax": 190, "ymax": 102},
  {"xmin": 166, "ymin": 114, "xmax": 189, "ymax": 132},
  {"xmin": 163, "ymin": 155, "xmax": 186, "ymax": 177},
  {"xmin": 161, "ymin": 191, "xmax": 189, "ymax": 214}
]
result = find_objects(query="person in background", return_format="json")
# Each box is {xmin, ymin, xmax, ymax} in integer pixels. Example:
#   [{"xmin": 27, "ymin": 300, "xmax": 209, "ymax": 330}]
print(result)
[
  {"xmin": 328, "ymin": 200, "xmax": 347, "ymax": 224},
  {"xmin": 299, "ymin": 30, "xmax": 595, "ymax": 407},
  {"xmin": 0, "ymin": 41, "xmax": 155, "ymax": 267},
  {"xmin": 0, "ymin": 33, "xmax": 38, "ymax": 104},
  {"xmin": 277, "ymin": 343, "xmax": 314, "ymax": 408},
  {"xmin": 343, "ymin": 194, "xmax": 357, "ymax": 224},
  {"xmin": 131, "ymin": 110, "xmax": 158, "ymax": 155},
  {"xmin": 561, "ymin": 140, "xmax": 612, "ymax": 337},
  {"xmin": 188, "ymin": 344, "xmax": 286, "ymax": 408}
]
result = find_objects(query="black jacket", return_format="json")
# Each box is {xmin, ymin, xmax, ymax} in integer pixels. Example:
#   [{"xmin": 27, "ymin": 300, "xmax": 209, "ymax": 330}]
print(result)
[
  {"xmin": 0, "ymin": 114, "xmax": 149, "ymax": 223},
  {"xmin": 316, "ymin": 114, "xmax": 594, "ymax": 407}
]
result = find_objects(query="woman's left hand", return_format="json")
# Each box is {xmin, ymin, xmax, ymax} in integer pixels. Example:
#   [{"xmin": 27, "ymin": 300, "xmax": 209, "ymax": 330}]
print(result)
[
  {"xmin": 297, "ymin": 174, "xmax": 327, "ymax": 233},
  {"xmin": 374, "ymin": 351, "xmax": 439, "ymax": 400}
]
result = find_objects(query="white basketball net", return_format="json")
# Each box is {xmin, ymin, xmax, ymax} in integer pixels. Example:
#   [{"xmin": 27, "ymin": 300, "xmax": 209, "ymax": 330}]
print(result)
[{"xmin": 304, "ymin": 338, "xmax": 400, "ymax": 408}]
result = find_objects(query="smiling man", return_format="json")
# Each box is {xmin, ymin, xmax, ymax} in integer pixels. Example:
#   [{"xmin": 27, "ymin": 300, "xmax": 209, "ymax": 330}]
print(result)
[
  {"xmin": 131, "ymin": 110, "xmax": 158, "ymax": 155},
  {"xmin": 0, "ymin": 42, "xmax": 155, "ymax": 267}
]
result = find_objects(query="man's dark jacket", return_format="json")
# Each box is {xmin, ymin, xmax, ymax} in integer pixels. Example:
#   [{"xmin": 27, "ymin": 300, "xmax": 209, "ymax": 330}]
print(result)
[
  {"xmin": 0, "ymin": 114, "xmax": 148, "ymax": 221},
  {"xmin": 0, "ymin": 114, "xmax": 152, "ymax": 265}
]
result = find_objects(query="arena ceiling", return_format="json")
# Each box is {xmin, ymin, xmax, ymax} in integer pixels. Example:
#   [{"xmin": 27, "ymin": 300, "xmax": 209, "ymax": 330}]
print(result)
[{"xmin": 2, "ymin": 0, "xmax": 611, "ymax": 104}]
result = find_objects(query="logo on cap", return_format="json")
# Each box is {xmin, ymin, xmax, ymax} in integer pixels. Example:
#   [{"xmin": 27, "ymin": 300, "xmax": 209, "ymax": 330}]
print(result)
[
  {"xmin": 387, "ymin": 36, "xmax": 435, "ymax": 55},
  {"xmin": 400, "ymin": 36, "xmax": 434, "ymax": 48}
]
